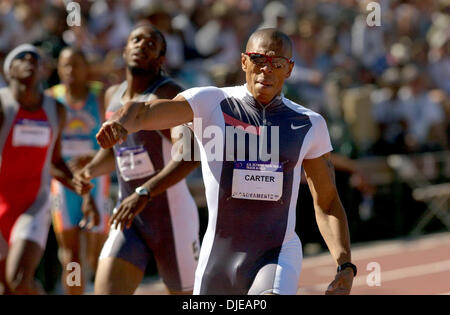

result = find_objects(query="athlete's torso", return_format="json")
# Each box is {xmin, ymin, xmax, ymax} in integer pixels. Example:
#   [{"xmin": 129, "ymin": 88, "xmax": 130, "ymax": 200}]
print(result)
[
  {"xmin": 181, "ymin": 85, "xmax": 332, "ymax": 293},
  {"xmin": 106, "ymin": 76, "xmax": 197, "ymax": 235},
  {"xmin": 0, "ymin": 87, "xmax": 59, "ymax": 237}
]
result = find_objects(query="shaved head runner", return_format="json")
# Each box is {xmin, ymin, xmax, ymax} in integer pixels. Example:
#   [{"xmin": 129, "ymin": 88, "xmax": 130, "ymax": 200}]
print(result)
[{"xmin": 93, "ymin": 28, "xmax": 356, "ymax": 295}]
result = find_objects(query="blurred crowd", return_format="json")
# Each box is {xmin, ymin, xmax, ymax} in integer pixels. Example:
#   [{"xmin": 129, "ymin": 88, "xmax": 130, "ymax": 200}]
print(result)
[{"xmin": 0, "ymin": 0, "xmax": 449, "ymax": 158}]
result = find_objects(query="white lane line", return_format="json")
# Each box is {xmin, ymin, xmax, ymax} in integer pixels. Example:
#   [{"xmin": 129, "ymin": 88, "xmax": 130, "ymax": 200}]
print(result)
[{"xmin": 299, "ymin": 259, "xmax": 450, "ymax": 293}]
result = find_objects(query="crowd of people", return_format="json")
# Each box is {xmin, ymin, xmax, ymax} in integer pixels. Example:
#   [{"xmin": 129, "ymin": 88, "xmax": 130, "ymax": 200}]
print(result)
[{"xmin": 1, "ymin": 0, "xmax": 448, "ymax": 158}]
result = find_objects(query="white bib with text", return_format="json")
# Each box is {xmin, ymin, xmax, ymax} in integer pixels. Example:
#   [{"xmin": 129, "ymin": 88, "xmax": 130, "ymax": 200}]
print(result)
[
  {"xmin": 232, "ymin": 161, "xmax": 283, "ymax": 201},
  {"xmin": 12, "ymin": 119, "xmax": 51, "ymax": 148},
  {"xmin": 116, "ymin": 146, "xmax": 155, "ymax": 181}
]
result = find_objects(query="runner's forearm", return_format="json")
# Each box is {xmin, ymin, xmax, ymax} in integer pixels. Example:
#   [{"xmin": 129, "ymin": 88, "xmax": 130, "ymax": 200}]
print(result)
[
  {"xmin": 315, "ymin": 196, "xmax": 352, "ymax": 266},
  {"xmin": 142, "ymin": 158, "xmax": 200, "ymax": 198},
  {"xmin": 51, "ymin": 158, "xmax": 76, "ymax": 192},
  {"xmin": 84, "ymin": 148, "xmax": 116, "ymax": 179},
  {"xmin": 110, "ymin": 98, "xmax": 193, "ymax": 133}
]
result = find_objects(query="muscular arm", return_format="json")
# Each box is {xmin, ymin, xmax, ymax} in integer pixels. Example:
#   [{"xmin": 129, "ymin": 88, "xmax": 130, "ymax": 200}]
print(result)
[
  {"xmin": 143, "ymin": 126, "xmax": 200, "ymax": 198},
  {"xmin": 303, "ymin": 153, "xmax": 352, "ymax": 266},
  {"xmin": 108, "ymin": 95, "xmax": 193, "ymax": 134},
  {"xmin": 137, "ymin": 83, "xmax": 200, "ymax": 196}
]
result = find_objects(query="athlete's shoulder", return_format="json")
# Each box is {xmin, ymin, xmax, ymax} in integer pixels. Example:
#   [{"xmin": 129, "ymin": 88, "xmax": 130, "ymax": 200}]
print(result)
[
  {"xmin": 105, "ymin": 84, "xmax": 122, "ymax": 105},
  {"xmin": 180, "ymin": 85, "xmax": 226, "ymax": 100},
  {"xmin": 283, "ymin": 97, "xmax": 325, "ymax": 120},
  {"xmin": 154, "ymin": 78, "xmax": 184, "ymax": 100},
  {"xmin": 105, "ymin": 84, "xmax": 122, "ymax": 97},
  {"xmin": 221, "ymin": 85, "xmax": 248, "ymax": 98}
]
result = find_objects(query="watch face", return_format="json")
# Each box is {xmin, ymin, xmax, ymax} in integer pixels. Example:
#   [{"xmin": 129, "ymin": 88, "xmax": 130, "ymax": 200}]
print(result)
[{"xmin": 136, "ymin": 187, "xmax": 149, "ymax": 196}]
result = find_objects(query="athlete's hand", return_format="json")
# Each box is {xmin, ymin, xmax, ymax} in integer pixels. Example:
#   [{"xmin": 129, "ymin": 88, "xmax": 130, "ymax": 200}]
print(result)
[
  {"xmin": 72, "ymin": 176, "xmax": 93, "ymax": 196},
  {"xmin": 325, "ymin": 268, "xmax": 354, "ymax": 295},
  {"xmin": 73, "ymin": 168, "xmax": 94, "ymax": 195},
  {"xmin": 96, "ymin": 121, "xmax": 128, "ymax": 149},
  {"xmin": 109, "ymin": 193, "xmax": 149, "ymax": 231},
  {"xmin": 79, "ymin": 194, "xmax": 100, "ymax": 230}
]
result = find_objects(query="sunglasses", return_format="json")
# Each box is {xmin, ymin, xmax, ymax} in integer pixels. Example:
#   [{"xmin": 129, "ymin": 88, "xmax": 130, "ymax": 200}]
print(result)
[{"xmin": 245, "ymin": 52, "xmax": 294, "ymax": 69}]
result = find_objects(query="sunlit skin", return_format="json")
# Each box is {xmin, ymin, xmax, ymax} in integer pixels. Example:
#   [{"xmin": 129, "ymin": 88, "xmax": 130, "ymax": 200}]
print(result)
[
  {"xmin": 124, "ymin": 25, "xmax": 165, "ymax": 74},
  {"xmin": 241, "ymin": 31, "xmax": 294, "ymax": 105}
]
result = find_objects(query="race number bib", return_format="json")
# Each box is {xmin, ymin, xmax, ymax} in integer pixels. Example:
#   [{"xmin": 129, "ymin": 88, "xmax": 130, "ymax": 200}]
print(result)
[
  {"xmin": 62, "ymin": 136, "xmax": 94, "ymax": 158},
  {"xmin": 116, "ymin": 146, "xmax": 155, "ymax": 181},
  {"xmin": 232, "ymin": 161, "xmax": 283, "ymax": 201},
  {"xmin": 12, "ymin": 119, "xmax": 51, "ymax": 147}
]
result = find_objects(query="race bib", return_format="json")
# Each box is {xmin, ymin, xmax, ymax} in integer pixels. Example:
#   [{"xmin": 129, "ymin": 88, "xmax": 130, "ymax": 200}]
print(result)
[
  {"xmin": 232, "ymin": 161, "xmax": 283, "ymax": 201},
  {"xmin": 12, "ymin": 119, "xmax": 51, "ymax": 147},
  {"xmin": 116, "ymin": 146, "xmax": 155, "ymax": 181},
  {"xmin": 62, "ymin": 136, "xmax": 94, "ymax": 158}
]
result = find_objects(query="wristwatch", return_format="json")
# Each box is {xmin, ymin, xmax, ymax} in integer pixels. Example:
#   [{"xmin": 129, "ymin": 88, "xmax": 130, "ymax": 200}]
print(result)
[
  {"xmin": 135, "ymin": 186, "xmax": 151, "ymax": 200},
  {"xmin": 337, "ymin": 262, "xmax": 357, "ymax": 277}
]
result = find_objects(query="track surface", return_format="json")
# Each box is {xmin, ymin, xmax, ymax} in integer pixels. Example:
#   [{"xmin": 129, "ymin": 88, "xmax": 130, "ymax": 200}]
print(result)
[{"xmin": 133, "ymin": 232, "xmax": 450, "ymax": 295}]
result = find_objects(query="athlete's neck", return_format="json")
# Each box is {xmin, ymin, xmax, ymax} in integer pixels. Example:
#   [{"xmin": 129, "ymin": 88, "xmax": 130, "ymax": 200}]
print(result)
[
  {"xmin": 245, "ymin": 84, "xmax": 283, "ymax": 109},
  {"xmin": 66, "ymin": 83, "xmax": 89, "ymax": 108},
  {"xmin": 124, "ymin": 68, "xmax": 162, "ymax": 100},
  {"xmin": 9, "ymin": 81, "xmax": 42, "ymax": 111}
]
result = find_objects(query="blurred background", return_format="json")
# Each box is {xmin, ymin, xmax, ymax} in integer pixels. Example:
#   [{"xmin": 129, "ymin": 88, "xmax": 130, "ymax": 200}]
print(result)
[{"xmin": 1, "ymin": 0, "xmax": 449, "ymax": 294}]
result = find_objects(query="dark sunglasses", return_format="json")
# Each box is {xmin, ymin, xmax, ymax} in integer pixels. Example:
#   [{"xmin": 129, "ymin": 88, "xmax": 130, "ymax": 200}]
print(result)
[{"xmin": 245, "ymin": 52, "xmax": 294, "ymax": 69}]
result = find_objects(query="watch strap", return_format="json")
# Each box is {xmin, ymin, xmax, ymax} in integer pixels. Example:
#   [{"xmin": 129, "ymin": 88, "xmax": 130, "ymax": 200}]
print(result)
[{"xmin": 337, "ymin": 262, "xmax": 357, "ymax": 277}]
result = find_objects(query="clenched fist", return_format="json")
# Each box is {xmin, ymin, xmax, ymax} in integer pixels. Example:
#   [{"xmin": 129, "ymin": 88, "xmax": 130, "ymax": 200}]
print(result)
[{"xmin": 96, "ymin": 121, "xmax": 129, "ymax": 149}]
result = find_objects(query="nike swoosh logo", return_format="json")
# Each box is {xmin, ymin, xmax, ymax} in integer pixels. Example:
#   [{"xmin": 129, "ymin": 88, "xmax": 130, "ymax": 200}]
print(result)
[{"xmin": 291, "ymin": 123, "xmax": 310, "ymax": 130}]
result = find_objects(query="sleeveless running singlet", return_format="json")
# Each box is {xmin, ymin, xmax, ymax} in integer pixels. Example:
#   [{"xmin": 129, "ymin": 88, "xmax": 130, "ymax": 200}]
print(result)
[
  {"xmin": 100, "ymin": 76, "xmax": 200, "ymax": 292},
  {"xmin": 0, "ymin": 87, "xmax": 59, "ymax": 259},
  {"xmin": 48, "ymin": 83, "xmax": 110, "ymax": 234}
]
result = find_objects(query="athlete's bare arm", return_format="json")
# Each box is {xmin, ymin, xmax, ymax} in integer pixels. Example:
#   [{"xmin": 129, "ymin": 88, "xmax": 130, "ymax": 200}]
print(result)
[
  {"xmin": 50, "ymin": 101, "xmax": 92, "ymax": 195},
  {"xmin": 303, "ymin": 152, "xmax": 353, "ymax": 295},
  {"xmin": 96, "ymin": 95, "xmax": 193, "ymax": 149},
  {"xmin": 109, "ymin": 82, "xmax": 201, "ymax": 230}
]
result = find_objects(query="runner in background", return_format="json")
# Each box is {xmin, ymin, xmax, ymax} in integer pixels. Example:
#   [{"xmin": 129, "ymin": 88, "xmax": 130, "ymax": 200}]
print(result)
[
  {"xmin": 46, "ymin": 47, "xmax": 110, "ymax": 295},
  {"xmin": 0, "ymin": 44, "xmax": 91, "ymax": 295},
  {"xmin": 96, "ymin": 28, "xmax": 356, "ymax": 295},
  {"xmin": 76, "ymin": 23, "xmax": 200, "ymax": 295}
]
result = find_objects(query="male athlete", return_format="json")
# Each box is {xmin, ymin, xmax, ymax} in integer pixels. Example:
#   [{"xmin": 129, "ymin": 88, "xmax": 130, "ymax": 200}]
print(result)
[
  {"xmin": 76, "ymin": 24, "xmax": 200, "ymax": 295},
  {"xmin": 0, "ymin": 44, "xmax": 91, "ymax": 295},
  {"xmin": 97, "ymin": 28, "xmax": 356, "ymax": 295}
]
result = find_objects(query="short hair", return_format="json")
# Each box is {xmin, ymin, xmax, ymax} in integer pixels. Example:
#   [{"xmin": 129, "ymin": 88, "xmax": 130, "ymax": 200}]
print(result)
[{"xmin": 246, "ymin": 28, "xmax": 293, "ymax": 56}]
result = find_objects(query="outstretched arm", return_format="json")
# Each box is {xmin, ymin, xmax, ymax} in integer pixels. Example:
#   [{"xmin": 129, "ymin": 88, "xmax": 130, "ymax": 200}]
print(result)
[
  {"xmin": 303, "ymin": 152, "xmax": 354, "ymax": 295},
  {"xmin": 97, "ymin": 95, "xmax": 193, "ymax": 149}
]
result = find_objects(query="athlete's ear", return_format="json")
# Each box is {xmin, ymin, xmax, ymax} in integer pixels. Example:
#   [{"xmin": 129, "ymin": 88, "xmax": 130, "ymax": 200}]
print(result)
[
  {"xmin": 241, "ymin": 53, "xmax": 248, "ymax": 72},
  {"xmin": 285, "ymin": 61, "xmax": 294, "ymax": 79},
  {"xmin": 157, "ymin": 55, "xmax": 166, "ymax": 68}
]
